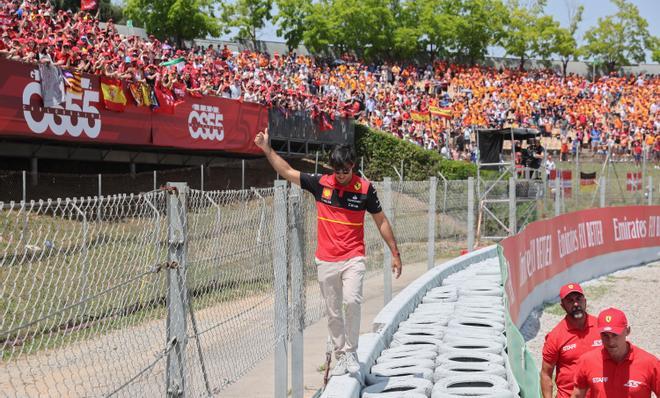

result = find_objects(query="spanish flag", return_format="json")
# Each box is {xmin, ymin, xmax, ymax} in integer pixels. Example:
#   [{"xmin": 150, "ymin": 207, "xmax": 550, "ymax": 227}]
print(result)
[
  {"xmin": 429, "ymin": 106, "xmax": 452, "ymax": 119},
  {"xmin": 100, "ymin": 77, "xmax": 127, "ymax": 112}
]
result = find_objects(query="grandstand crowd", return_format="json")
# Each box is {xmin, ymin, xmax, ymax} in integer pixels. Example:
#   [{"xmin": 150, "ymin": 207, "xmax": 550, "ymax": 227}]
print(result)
[{"xmin": 1, "ymin": 0, "xmax": 659, "ymax": 163}]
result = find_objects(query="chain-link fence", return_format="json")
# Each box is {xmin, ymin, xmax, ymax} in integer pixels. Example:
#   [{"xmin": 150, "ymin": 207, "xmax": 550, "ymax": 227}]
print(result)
[{"xmin": 1, "ymin": 174, "xmax": 654, "ymax": 397}]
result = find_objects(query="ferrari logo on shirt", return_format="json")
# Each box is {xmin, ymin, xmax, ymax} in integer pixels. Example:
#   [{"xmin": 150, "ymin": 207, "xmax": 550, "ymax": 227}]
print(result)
[
  {"xmin": 322, "ymin": 188, "xmax": 332, "ymax": 199},
  {"xmin": 354, "ymin": 182, "xmax": 362, "ymax": 191}
]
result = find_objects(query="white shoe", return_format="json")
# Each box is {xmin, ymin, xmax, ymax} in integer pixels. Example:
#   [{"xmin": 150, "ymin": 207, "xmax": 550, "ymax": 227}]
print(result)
[
  {"xmin": 330, "ymin": 354, "xmax": 347, "ymax": 376},
  {"xmin": 345, "ymin": 352, "xmax": 360, "ymax": 375}
]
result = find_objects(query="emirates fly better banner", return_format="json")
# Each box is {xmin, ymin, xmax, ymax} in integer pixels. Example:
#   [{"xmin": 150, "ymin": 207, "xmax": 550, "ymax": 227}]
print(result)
[{"xmin": 500, "ymin": 206, "xmax": 660, "ymax": 324}]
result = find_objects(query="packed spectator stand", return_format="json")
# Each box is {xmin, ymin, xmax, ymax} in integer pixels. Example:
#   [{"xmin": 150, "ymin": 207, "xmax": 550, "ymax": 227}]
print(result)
[{"xmin": 1, "ymin": 0, "xmax": 658, "ymax": 163}]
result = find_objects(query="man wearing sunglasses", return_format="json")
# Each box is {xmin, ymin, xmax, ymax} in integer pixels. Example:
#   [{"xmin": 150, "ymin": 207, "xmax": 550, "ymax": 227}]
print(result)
[{"xmin": 254, "ymin": 128, "xmax": 402, "ymax": 377}]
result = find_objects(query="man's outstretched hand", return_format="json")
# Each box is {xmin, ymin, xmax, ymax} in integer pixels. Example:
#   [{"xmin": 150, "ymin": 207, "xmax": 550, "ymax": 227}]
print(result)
[{"xmin": 254, "ymin": 128, "xmax": 271, "ymax": 154}]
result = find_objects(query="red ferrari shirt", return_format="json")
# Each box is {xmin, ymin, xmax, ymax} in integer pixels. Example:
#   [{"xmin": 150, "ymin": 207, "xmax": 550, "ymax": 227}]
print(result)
[
  {"xmin": 300, "ymin": 173, "xmax": 382, "ymax": 262},
  {"xmin": 543, "ymin": 315, "xmax": 602, "ymax": 398},
  {"xmin": 574, "ymin": 343, "xmax": 660, "ymax": 397}
]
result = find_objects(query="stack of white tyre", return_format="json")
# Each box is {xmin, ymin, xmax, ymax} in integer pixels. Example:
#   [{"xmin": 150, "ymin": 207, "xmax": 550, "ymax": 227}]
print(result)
[{"xmin": 362, "ymin": 258, "xmax": 518, "ymax": 398}]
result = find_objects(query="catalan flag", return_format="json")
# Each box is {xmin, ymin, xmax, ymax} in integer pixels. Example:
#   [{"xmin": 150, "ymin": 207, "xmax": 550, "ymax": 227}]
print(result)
[
  {"xmin": 62, "ymin": 70, "xmax": 82, "ymax": 94},
  {"xmin": 429, "ymin": 106, "xmax": 452, "ymax": 119},
  {"xmin": 100, "ymin": 76, "xmax": 127, "ymax": 112}
]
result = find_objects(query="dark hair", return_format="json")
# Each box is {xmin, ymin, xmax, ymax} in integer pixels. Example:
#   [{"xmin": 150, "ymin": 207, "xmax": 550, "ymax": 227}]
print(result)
[{"xmin": 329, "ymin": 145, "xmax": 356, "ymax": 168}]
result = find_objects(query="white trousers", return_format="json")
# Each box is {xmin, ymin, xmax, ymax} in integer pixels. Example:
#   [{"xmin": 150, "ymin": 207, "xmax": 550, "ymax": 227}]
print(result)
[{"xmin": 315, "ymin": 256, "xmax": 366, "ymax": 358}]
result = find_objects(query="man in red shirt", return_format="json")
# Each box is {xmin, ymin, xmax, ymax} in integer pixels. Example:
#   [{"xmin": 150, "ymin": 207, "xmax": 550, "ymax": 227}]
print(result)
[
  {"xmin": 571, "ymin": 307, "xmax": 659, "ymax": 398},
  {"xmin": 254, "ymin": 128, "xmax": 401, "ymax": 377},
  {"xmin": 541, "ymin": 283, "xmax": 602, "ymax": 398}
]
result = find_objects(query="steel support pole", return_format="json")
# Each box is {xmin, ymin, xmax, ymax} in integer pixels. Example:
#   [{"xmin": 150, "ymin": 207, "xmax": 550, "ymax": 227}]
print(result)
[
  {"xmin": 273, "ymin": 180, "xmax": 288, "ymax": 398},
  {"xmin": 600, "ymin": 176, "xmax": 606, "ymax": 208},
  {"xmin": 555, "ymin": 176, "xmax": 561, "ymax": 216},
  {"xmin": 382, "ymin": 177, "xmax": 392, "ymax": 304},
  {"xmin": 427, "ymin": 177, "xmax": 437, "ymax": 270},
  {"xmin": 509, "ymin": 177, "xmax": 516, "ymax": 236},
  {"xmin": 165, "ymin": 182, "xmax": 188, "ymax": 398},
  {"xmin": 289, "ymin": 185, "xmax": 304, "ymax": 398},
  {"xmin": 467, "ymin": 177, "xmax": 474, "ymax": 252}
]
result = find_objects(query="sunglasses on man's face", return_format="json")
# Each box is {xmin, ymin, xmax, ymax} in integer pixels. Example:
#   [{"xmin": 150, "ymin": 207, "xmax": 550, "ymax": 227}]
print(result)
[{"xmin": 333, "ymin": 167, "xmax": 353, "ymax": 175}]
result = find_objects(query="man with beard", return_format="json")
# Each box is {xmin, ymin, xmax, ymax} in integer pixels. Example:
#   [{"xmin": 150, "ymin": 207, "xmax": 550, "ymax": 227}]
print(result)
[{"xmin": 541, "ymin": 283, "xmax": 602, "ymax": 398}]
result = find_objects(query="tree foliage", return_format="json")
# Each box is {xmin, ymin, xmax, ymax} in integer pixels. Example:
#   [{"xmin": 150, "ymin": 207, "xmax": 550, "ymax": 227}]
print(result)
[
  {"xmin": 582, "ymin": 0, "xmax": 653, "ymax": 72},
  {"xmin": 273, "ymin": 0, "xmax": 312, "ymax": 52},
  {"xmin": 221, "ymin": 0, "xmax": 273, "ymax": 49},
  {"xmin": 500, "ymin": 0, "xmax": 564, "ymax": 69},
  {"xmin": 124, "ymin": 0, "xmax": 220, "ymax": 46}
]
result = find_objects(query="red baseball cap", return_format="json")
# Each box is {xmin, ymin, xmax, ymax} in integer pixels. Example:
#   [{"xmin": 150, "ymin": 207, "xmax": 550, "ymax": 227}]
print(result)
[
  {"xmin": 598, "ymin": 307, "xmax": 628, "ymax": 335},
  {"xmin": 559, "ymin": 282, "xmax": 584, "ymax": 299}
]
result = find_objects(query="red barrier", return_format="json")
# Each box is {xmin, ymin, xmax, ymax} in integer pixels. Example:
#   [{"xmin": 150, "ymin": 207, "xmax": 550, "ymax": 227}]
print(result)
[
  {"xmin": 0, "ymin": 58, "xmax": 268, "ymax": 155},
  {"xmin": 0, "ymin": 58, "xmax": 151, "ymax": 145},
  {"xmin": 500, "ymin": 206, "xmax": 660, "ymax": 324},
  {"xmin": 151, "ymin": 95, "xmax": 267, "ymax": 154}
]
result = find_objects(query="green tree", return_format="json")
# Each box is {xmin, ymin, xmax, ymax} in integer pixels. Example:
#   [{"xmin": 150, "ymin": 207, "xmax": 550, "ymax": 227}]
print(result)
[
  {"xmin": 273, "ymin": 0, "xmax": 312, "ymax": 52},
  {"xmin": 453, "ymin": 0, "xmax": 508, "ymax": 63},
  {"xmin": 221, "ymin": 0, "xmax": 273, "ymax": 50},
  {"xmin": 652, "ymin": 37, "xmax": 660, "ymax": 63},
  {"xmin": 582, "ymin": 0, "xmax": 653, "ymax": 73},
  {"xmin": 124, "ymin": 0, "xmax": 220, "ymax": 46},
  {"xmin": 301, "ymin": 1, "xmax": 335, "ymax": 55},
  {"xmin": 554, "ymin": 1, "xmax": 583, "ymax": 77},
  {"xmin": 500, "ymin": 0, "xmax": 562, "ymax": 69}
]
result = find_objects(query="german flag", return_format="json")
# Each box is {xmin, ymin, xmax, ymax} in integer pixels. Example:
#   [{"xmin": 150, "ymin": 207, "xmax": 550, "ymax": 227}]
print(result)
[{"xmin": 62, "ymin": 69, "xmax": 82, "ymax": 94}]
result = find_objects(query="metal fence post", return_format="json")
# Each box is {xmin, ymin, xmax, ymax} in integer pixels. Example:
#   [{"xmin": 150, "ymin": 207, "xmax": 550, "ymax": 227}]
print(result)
[
  {"xmin": 382, "ymin": 177, "xmax": 392, "ymax": 304},
  {"xmin": 97, "ymin": 174, "xmax": 102, "ymax": 221},
  {"xmin": 467, "ymin": 177, "xmax": 474, "ymax": 252},
  {"xmin": 648, "ymin": 176, "xmax": 653, "ymax": 205},
  {"xmin": 200, "ymin": 165, "xmax": 204, "ymax": 192},
  {"xmin": 273, "ymin": 180, "xmax": 288, "ymax": 398},
  {"xmin": 600, "ymin": 176, "xmax": 606, "ymax": 208},
  {"xmin": 509, "ymin": 178, "xmax": 516, "ymax": 235},
  {"xmin": 22, "ymin": 170, "xmax": 26, "ymax": 203},
  {"xmin": 153, "ymin": 170, "xmax": 157, "ymax": 191},
  {"xmin": 427, "ymin": 177, "xmax": 437, "ymax": 270},
  {"xmin": 289, "ymin": 184, "xmax": 304, "ymax": 398},
  {"xmin": 554, "ymin": 176, "xmax": 561, "ymax": 216},
  {"xmin": 165, "ymin": 182, "xmax": 189, "ymax": 398},
  {"xmin": 242, "ymin": 159, "xmax": 246, "ymax": 190}
]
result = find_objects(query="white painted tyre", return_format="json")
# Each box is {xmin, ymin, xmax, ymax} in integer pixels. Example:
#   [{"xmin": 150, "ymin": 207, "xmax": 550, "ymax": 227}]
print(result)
[
  {"xmin": 366, "ymin": 365, "xmax": 434, "ymax": 385},
  {"xmin": 431, "ymin": 374, "xmax": 513, "ymax": 398},
  {"xmin": 438, "ymin": 339, "xmax": 504, "ymax": 355},
  {"xmin": 447, "ymin": 318, "xmax": 505, "ymax": 334},
  {"xmin": 381, "ymin": 344, "xmax": 439, "ymax": 355},
  {"xmin": 363, "ymin": 377, "xmax": 433, "ymax": 397},
  {"xmin": 443, "ymin": 330, "xmax": 506, "ymax": 344},
  {"xmin": 372, "ymin": 358, "xmax": 435, "ymax": 372},
  {"xmin": 391, "ymin": 334, "xmax": 443, "ymax": 348},
  {"xmin": 377, "ymin": 350, "xmax": 437, "ymax": 363},
  {"xmin": 433, "ymin": 362, "xmax": 507, "ymax": 382},
  {"xmin": 435, "ymin": 351, "xmax": 505, "ymax": 367}
]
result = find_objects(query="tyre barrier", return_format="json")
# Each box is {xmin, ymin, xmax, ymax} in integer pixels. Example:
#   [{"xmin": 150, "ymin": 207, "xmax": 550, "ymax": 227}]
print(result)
[
  {"xmin": 362, "ymin": 377, "xmax": 433, "ymax": 398},
  {"xmin": 431, "ymin": 374, "xmax": 514, "ymax": 398},
  {"xmin": 359, "ymin": 255, "xmax": 517, "ymax": 398},
  {"xmin": 433, "ymin": 362, "xmax": 507, "ymax": 382}
]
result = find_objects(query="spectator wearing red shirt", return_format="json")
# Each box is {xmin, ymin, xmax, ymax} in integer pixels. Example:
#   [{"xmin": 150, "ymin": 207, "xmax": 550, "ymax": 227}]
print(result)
[
  {"xmin": 571, "ymin": 307, "xmax": 659, "ymax": 398},
  {"xmin": 541, "ymin": 283, "xmax": 602, "ymax": 398}
]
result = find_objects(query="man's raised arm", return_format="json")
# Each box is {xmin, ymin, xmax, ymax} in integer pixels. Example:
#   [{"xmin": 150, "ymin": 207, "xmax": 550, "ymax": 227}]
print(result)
[{"xmin": 254, "ymin": 128, "xmax": 301, "ymax": 186}]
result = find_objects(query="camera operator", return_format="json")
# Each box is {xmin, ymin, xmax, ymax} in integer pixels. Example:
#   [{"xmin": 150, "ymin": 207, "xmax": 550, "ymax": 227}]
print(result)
[{"xmin": 525, "ymin": 137, "xmax": 545, "ymax": 179}]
